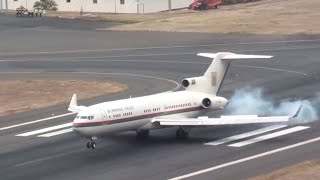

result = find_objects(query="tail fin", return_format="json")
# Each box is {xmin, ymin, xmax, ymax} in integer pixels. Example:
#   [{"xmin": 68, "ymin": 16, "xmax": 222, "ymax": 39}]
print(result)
[{"xmin": 185, "ymin": 52, "xmax": 272, "ymax": 95}]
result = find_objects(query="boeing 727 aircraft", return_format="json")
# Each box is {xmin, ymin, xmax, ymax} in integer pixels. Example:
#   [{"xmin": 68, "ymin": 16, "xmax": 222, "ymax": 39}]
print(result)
[{"xmin": 69, "ymin": 52, "xmax": 301, "ymax": 149}]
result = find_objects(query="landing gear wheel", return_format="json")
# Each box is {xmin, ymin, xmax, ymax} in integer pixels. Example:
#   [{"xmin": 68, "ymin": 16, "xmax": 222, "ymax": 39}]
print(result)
[
  {"xmin": 86, "ymin": 142, "xmax": 91, "ymax": 149},
  {"xmin": 91, "ymin": 142, "xmax": 96, "ymax": 149},
  {"xmin": 136, "ymin": 130, "xmax": 149, "ymax": 139},
  {"xmin": 86, "ymin": 141, "xmax": 96, "ymax": 149},
  {"xmin": 176, "ymin": 128, "xmax": 189, "ymax": 139}
]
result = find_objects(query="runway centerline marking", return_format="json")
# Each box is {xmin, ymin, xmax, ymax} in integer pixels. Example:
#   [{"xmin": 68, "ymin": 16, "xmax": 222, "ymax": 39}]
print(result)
[
  {"xmin": 204, "ymin": 125, "xmax": 287, "ymax": 146},
  {"xmin": 0, "ymin": 113, "xmax": 75, "ymax": 131},
  {"xmin": 169, "ymin": 128, "xmax": 319, "ymax": 180},
  {"xmin": 16, "ymin": 122, "xmax": 72, "ymax": 136},
  {"xmin": 1, "ymin": 45, "xmax": 320, "ymax": 62},
  {"xmin": 38, "ymin": 128, "xmax": 73, "ymax": 137},
  {"xmin": 0, "ymin": 52, "xmax": 195, "ymax": 62},
  {"xmin": 234, "ymin": 65, "xmax": 307, "ymax": 75},
  {"xmin": 1, "ymin": 38, "xmax": 320, "ymax": 55},
  {"xmin": 229, "ymin": 126, "xmax": 310, "ymax": 147},
  {"xmin": 14, "ymin": 149, "xmax": 81, "ymax": 167}
]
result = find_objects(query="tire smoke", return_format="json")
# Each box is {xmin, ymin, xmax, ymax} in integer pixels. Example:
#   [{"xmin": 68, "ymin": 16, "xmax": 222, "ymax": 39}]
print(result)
[{"xmin": 224, "ymin": 88, "xmax": 319, "ymax": 124}]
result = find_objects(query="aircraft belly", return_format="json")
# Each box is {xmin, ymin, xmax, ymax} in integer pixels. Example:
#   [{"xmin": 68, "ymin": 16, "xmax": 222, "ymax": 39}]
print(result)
[
  {"xmin": 139, "ymin": 110, "xmax": 205, "ymax": 130},
  {"xmin": 74, "ymin": 118, "xmax": 150, "ymax": 137}
]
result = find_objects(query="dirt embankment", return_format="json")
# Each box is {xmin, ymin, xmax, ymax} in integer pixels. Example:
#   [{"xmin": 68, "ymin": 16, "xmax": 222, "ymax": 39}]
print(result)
[
  {"xmin": 106, "ymin": 0, "xmax": 320, "ymax": 35},
  {"xmin": 0, "ymin": 80, "xmax": 126, "ymax": 117},
  {"xmin": 48, "ymin": 0, "xmax": 319, "ymax": 35},
  {"xmin": 250, "ymin": 159, "xmax": 320, "ymax": 180}
]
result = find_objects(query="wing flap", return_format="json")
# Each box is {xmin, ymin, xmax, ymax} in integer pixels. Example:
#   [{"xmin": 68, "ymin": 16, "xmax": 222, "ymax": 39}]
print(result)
[{"xmin": 152, "ymin": 115, "xmax": 292, "ymax": 126}]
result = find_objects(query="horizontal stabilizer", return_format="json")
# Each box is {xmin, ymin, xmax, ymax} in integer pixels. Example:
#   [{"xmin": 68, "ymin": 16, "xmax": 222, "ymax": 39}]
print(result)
[{"xmin": 197, "ymin": 53, "xmax": 273, "ymax": 59}]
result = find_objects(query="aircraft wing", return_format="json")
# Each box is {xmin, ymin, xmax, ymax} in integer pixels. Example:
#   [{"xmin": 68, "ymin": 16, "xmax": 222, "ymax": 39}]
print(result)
[{"xmin": 151, "ymin": 105, "xmax": 302, "ymax": 126}]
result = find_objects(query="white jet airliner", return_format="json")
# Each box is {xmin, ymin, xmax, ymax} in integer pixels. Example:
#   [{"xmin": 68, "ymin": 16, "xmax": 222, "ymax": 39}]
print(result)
[{"xmin": 68, "ymin": 52, "xmax": 301, "ymax": 149}]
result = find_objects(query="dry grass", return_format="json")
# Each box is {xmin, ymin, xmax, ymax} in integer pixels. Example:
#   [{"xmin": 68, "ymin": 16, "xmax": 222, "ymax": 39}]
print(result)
[
  {"xmin": 0, "ymin": 80, "xmax": 126, "ymax": 117},
  {"xmin": 250, "ymin": 159, "xmax": 320, "ymax": 180},
  {"xmin": 48, "ymin": 9, "xmax": 199, "ymax": 23},
  {"xmin": 94, "ymin": 0, "xmax": 320, "ymax": 35}
]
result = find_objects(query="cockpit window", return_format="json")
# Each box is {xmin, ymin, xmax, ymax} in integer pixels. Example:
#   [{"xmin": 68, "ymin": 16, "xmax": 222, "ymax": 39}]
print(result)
[
  {"xmin": 76, "ymin": 116, "xmax": 80, "ymax": 119},
  {"xmin": 80, "ymin": 116, "xmax": 88, "ymax": 119}
]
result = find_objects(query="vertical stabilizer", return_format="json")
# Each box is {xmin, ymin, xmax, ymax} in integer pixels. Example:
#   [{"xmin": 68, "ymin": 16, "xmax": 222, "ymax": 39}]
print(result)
[{"xmin": 181, "ymin": 52, "xmax": 272, "ymax": 95}]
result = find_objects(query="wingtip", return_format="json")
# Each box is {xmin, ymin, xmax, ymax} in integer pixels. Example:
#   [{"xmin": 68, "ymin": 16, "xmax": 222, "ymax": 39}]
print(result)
[
  {"xmin": 69, "ymin": 94, "xmax": 78, "ymax": 107},
  {"xmin": 292, "ymin": 104, "xmax": 303, "ymax": 118}
]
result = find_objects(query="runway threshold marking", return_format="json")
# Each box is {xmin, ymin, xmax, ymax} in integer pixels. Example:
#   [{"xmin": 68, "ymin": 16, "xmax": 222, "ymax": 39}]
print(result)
[
  {"xmin": 169, "ymin": 127, "xmax": 318, "ymax": 180},
  {"xmin": 16, "ymin": 122, "xmax": 72, "ymax": 137},
  {"xmin": 0, "ymin": 112, "xmax": 75, "ymax": 131},
  {"xmin": 38, "ymin": 128, "xmax": 73, "ymax": 137},
  {"xmin": 229, "ymin": 126, "xmax": 310, "ymax": 147},
  {"xmin": 204, "ymin": 125, "xmax": 287, "ymax": 146}
]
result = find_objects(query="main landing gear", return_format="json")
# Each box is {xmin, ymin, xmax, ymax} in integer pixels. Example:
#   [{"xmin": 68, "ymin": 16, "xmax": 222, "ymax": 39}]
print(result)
[
  {"xmin": 86, "ymin": 137, "xmax": 97, "ymax": 149},
  {"xmin": 136, "ymin": 130, "xmax": 149, "ymax": 139},
  {"xmin": 176, "ymin": 127, "xmax": 189, "ymax": 139}
]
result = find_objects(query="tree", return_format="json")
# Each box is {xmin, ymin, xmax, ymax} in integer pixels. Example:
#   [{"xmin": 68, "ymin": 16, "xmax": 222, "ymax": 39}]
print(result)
[{"xmin": 33, "ymin": 0, "xmax": 58, "ymax": 11}]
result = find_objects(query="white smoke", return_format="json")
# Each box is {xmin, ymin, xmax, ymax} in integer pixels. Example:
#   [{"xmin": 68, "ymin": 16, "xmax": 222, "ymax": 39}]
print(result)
[{"xmin": 224, "ymin": 87, "xmax": 319, "ymax": 124}]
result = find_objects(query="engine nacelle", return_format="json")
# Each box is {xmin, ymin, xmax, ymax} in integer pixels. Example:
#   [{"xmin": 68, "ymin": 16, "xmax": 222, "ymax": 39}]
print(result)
[
  {"xmin": 201, "ymin": 96, "xmax": 228, "ymax": 110},
  {"xmin": 181, "ymin": 76, "xmax": 207, "ymax": 88},
  {"xmin": 201, "ymin": 98, "xmax": 212, "ymax": 108}
]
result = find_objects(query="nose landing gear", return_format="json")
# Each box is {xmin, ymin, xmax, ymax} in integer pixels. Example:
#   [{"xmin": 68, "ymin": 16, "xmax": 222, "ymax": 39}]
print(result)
[
  {"xmin": 86, "ymin": 137, "xmax": 97, "ymax": 149},
  {"xmin": 86, "ymin": 141, "xmax": 96, "ymax": 149}
]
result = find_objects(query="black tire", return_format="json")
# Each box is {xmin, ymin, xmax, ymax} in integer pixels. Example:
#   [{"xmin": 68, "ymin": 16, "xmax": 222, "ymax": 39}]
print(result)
[
  {"xmin": 86, "ymin": 142, "xmax": 91, "ymax": 149},
  {"xmin": 91, "ymin": 142, "xmax": 96, "ymax": 149}
]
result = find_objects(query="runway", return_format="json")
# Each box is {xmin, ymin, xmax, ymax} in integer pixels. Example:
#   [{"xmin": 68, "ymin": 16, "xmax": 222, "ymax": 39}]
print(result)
[{"xmin": 0, "ymin": 14, "xmax": 320, "ymax": 180}]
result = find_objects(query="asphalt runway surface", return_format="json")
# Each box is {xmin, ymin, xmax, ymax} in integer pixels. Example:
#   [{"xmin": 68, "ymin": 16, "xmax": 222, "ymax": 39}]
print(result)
[{"xmin": 0, "ymin": 13, "xmax": 320, "ymax": 180}]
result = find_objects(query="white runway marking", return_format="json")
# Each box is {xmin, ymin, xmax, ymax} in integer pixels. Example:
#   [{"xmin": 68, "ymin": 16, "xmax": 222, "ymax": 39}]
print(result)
[
  {"xmin": 38, "ymin": 128, "xmax": 73, "ymax": 137},
  {"xmin": 16, "ymin": 122, "xmax": 72, "ymax": 137},
  {"xmin": 1, "ymin": 39, "xmax": 320, "ymax": 55},
  {"xmin": 234, "ymin": 65, "xmax": 307, "ymax": 76},
  {"xmin": 204, "ymin": 125, "xmax": 287, "ymax": 146},
  {"xmin": 0, "ymin": 113, "xmax": 75, "ymax": 131},
  {"xmin": 229, "ymin": 126, "xmax": 310, "ymax": 147},
  {"xmin": 170, "ymin": 127, "xmax": 318, "ymax": 180},
  {"xmin": 0, "ymin": 52, "xmax": 195, "ymax": 62}
]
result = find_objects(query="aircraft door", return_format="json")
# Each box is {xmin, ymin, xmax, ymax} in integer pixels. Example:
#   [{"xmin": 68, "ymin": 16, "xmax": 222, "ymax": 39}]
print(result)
[{"xmin": 99, "ymin": 109, "xmax": 108, "ymax": 120}]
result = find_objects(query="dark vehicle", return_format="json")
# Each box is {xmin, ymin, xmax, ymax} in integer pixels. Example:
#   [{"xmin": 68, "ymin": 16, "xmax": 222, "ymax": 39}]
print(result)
[
  {"xmin": 16, "ymin": 8, "xmax": 34, "ymax": 17},
  {"xmin": 189, "ymin": 0, "xmax": 222, "ymax": 10}
]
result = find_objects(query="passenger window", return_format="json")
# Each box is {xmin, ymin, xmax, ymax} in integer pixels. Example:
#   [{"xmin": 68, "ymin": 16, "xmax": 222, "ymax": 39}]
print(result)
[
  {"xmin": 76, "ymin": 116, "xmax": 80, "ymax": 119},
  {"xmin": 80, "ymin": 116, "xmax": 87, "ymax": 119}
]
